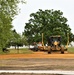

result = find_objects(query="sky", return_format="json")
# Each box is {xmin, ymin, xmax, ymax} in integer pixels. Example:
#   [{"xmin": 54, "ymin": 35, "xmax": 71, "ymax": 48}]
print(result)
[{"xmin": 12, "ymin": 0, "xmax": 74, "ymax": 34}]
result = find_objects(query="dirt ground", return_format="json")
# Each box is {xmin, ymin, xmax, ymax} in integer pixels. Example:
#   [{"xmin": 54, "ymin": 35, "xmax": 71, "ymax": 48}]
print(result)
[
  {"xmin": 0, "ymin": 51, "xmax": 74, "ymax": 75},
  {"xmin": 0, "ymin": 51, "xmax": 74, "ymax": 59},
  {"xmin": 0, "ymin": 58, "xmax": 74, "ymax": 70},
  {"xmin": 0, "ymin": 51, "xmax": 74, "ymax": 71}
]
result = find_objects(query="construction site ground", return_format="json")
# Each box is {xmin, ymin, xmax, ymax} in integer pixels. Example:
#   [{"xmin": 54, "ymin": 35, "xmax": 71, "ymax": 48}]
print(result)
[{"xmin": 0, "ymin": 50, "xmax": 74, "ymax": 71}]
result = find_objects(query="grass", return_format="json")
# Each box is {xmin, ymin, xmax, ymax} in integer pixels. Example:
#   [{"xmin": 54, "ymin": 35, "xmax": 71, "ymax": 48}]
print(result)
[
  {"xmin": 0, "ymin": 48, "xmax": 33, "ymax": 54},
  {"xmin": 0, "ymin": 50, "xmax": 9, "ymax": 55},
  {"xmin": 68, "ymin": 47, "xmax": 74, "ymax": 53},
  {"xmin": 9, "ymin": 48, "xmax": 33, "ymax": 54},
  {"xmin": 0, "ymin": 47, "xmax": 74, "ymax": 54}
]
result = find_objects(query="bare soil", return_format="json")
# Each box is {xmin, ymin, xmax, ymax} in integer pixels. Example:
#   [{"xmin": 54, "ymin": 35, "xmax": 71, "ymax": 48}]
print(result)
[
  {"xmin": 0, "ymin": 58, "xmax": 74, "ymax": 70},
  {"xmin": 0, "ymin": 51, "xmax": 74, "ymax": 59},
  {"xmin": 0, "ymin": 51, "xmax": 74, "ymax": 71}
]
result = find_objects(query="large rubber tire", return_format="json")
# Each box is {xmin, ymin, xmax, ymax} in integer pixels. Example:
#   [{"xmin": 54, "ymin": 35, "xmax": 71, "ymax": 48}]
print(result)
[
  {"xmin": 48, "ymin": 50, "xmax": 51, "ymax": 54},
  {"xmin": 61, "ymin": 51, "xmax": 64, "ymax": 54},
  {"xmin": 48, "ymin": 46, "xmax": 51, "ymax": 54},
  {"xmin": 33, "ymin": 45, "xmax": 38, "ymax": 52},
  {"xmin": 34, "ymin": 48, "xmax": 38, "ymax": 52},
  {"xmin": 61, "ymin": 47, "xmax": 64, "ymax": 54}
]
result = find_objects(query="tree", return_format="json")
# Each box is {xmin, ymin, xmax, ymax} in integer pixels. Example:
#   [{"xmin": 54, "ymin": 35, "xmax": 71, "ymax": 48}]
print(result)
[
  {"xmin": 0, "ymin": 0, "xmax": 25, "ymax": 52},
  {"xmin": 24, "ymin": 9, "xmax": 74, "ymax": 45},
  {"xmin": 10, "ymin": 30, "xmax": 20, "ymax": 49},
  {"xmin": 9, "ymin": 29, "xmax": 27, "ymax": 50}
]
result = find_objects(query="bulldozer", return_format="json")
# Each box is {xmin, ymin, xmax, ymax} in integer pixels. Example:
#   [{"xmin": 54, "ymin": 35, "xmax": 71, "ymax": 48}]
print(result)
[{"xmin": 47, "ymin": 35, "xmax": 64, "ymax": 54}]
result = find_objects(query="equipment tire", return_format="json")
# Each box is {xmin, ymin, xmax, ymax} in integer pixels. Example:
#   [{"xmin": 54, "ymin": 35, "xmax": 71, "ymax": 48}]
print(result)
[
  {"xmin": 48, "ymin": 46, "xmax": 51, "ymax": 54},
  {"xmin": 61, "ymin": 47, "xmax": 64, "ymax": 54}
]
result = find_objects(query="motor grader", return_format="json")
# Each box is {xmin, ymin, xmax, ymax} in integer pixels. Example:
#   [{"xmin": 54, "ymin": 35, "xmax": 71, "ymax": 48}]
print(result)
[
  {"xmin": 32, "ymin": 33, "xmax": 68, "ymax": 53},
  {"xmin": 48, "ymin": 35, "xmax": 64, "ymax": 54}
]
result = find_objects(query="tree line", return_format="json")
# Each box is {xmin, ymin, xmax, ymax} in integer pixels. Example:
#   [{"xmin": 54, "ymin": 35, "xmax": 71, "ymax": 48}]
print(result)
[
  {"xmin": 24, "ymin": 9, "xmax": 74, "ymax": 45},
  {"xmin": 0, "ymin": 0, "xmax": 74, "ymax": 52},
  {"xmin": 0, "ymin": 0, "xmax": 26, "ymax": 52}
]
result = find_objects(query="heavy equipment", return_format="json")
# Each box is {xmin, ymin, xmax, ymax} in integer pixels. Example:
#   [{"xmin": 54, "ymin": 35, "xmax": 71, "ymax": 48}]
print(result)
[
  {"xmin": 38, "ymin": 33, "xmax": 45, "ymax": 50},
  {"xmin": 48, "ymin": 35, "xmax": 64, "ymax": 54},
  {"xmin": 32, "ymin": 33, "xmax": 68, "ymax": 53}
]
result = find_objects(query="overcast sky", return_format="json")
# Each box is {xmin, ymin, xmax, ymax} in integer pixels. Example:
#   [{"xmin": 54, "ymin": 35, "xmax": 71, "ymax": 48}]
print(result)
[{"xmin": 12, "ymin": 0, "xmax": 74, "ymax": 34}]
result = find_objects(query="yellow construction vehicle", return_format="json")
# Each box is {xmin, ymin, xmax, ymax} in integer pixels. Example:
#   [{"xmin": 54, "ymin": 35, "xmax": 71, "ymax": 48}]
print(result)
[
  {"xmin": 38, "ymin": 33, "xmax": 45, "ymax": 50},
  {"xmin": 47, "ymin": 35, "xmax": 64, "ymax": 54},
  {"xmin": 37, "ymin": 33, "xmax": 69, "ymax": 54}
]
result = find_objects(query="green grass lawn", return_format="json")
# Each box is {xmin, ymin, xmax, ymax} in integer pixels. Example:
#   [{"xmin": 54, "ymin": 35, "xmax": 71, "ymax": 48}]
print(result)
[
  {"xmin": 9, "ymin": 48, "xmax": 33, "ymax": 54},
  {"xmin": 68, "ymin": 47, "xmax": 74, "ymax": 53},
  {"xmin": 0, "ymin": 47, "xmax": 74, "ymax": 54},
  {"xmin": 0, "ymin": 48, "xmax": 33, "ymax": 54}
]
